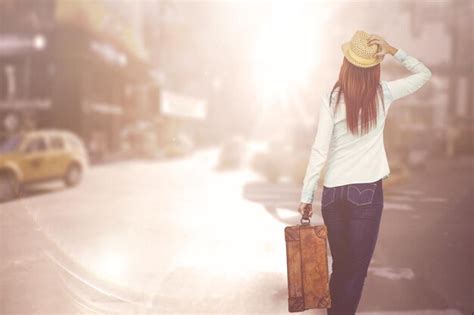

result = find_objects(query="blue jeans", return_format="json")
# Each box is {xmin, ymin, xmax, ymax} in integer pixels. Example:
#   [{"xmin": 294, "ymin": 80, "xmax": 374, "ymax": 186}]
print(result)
[{"xmin": 321, "ymin": 178, "xmax": 384, "ymax": 315}]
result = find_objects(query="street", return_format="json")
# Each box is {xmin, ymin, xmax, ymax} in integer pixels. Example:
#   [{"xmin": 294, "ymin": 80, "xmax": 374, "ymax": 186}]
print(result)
[{"xmin": 1, "ymin": 148, "xmax": 472, "ymax": 314}]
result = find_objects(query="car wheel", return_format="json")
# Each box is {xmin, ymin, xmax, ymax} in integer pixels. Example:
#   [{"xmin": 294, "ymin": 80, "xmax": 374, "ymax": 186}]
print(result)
[
  {"xmin": 0, "ymin": 172, "xmax": 20, "ymax": 202},
  {"xmin": 64, "ymin": 163, "xmax": 82, "ymax": 187}
]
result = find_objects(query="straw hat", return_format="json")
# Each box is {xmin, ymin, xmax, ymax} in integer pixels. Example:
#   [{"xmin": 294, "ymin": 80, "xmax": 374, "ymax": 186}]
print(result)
[{"xmin": 341, "ymin": 30, "xmax": 381, "ymax": 68}]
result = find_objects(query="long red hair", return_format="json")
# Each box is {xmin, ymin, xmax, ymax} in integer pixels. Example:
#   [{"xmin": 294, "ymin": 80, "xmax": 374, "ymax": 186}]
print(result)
[{"xmin": 329, "ymin": 56, "xmax": 385, "ymax": 136}]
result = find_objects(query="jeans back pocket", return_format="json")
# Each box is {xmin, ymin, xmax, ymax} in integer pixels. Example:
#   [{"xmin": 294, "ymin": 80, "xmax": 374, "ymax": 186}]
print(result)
[
  {"xmin": 347, "ymin": 182, "xmax": 377, "ymax": 206},
  {"xmin": 321, "ymin": 186, "xmax": 337, "ymax": 207}
]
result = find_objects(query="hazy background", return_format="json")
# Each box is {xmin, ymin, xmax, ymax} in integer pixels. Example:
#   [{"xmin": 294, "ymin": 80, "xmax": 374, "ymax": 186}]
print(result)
[{"xmin": 0, "ymin": 0, "xmax": 472, "ymax": 314}]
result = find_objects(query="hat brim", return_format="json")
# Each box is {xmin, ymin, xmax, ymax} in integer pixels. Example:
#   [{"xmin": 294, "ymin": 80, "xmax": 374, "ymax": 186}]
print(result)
[{"xmin": 341, "ymin": 41, "xmax": 381, "ymax": 68}]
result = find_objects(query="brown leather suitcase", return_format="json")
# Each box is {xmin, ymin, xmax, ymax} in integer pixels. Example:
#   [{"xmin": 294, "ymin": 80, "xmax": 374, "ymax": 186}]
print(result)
[{"xmin": 284, "ymin": 210, "xmax": 331, "ymax": 312}]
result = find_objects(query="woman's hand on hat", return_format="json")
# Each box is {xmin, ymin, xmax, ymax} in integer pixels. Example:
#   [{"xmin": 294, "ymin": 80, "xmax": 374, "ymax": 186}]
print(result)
[
  {"xmin": 298, "ymin": 202, "xmax": 313, "ymax": 218},
  {"xmin": 367, "ymin": 34, "xmax": 397, "ymax": 60}
]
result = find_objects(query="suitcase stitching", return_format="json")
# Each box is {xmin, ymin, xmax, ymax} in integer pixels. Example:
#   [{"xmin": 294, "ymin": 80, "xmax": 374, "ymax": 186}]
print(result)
[{"xmin": 299, "ymin": 227, "xmax": 306, "ymax": 311}]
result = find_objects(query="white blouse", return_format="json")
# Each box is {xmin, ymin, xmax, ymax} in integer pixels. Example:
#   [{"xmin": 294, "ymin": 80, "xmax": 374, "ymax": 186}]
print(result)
[{"xmin": 300, "ymin": 48, "xmax": 432, "ymax": 204}]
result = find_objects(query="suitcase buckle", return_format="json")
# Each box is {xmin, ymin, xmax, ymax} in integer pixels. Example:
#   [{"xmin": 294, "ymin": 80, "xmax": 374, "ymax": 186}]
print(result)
[{"xmin": 300, "ymin": 217, "xmax": 311, "ymax": 225}]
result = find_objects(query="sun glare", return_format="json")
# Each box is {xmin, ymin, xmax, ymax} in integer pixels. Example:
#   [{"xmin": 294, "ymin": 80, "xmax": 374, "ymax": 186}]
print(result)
[
  {"xmin": 253, "ymin": 1, "xmax": 330, "ymax": 106},
  {"xmin": 96, "ymin": 251, "xmax": 127, "ymax": 282}
]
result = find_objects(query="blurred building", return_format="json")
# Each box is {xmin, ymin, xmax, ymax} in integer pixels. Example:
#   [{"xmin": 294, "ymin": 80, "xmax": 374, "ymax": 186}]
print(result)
[
  {"xmin": 145, "ymin": 2, "xmax": 257, "ymax": 145},
  {"xmin": 390, "ymin": 0, "xmax": 473, "ymax": 157},
  {"xmin": 0, "ymin": 0, "xmax": 55, "ymax": 135},
  {"xmin": 0, "ymin": 0, "xmax": 161, "ymax": 162}
]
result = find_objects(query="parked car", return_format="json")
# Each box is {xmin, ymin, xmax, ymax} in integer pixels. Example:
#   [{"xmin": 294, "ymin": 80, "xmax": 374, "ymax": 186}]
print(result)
[
  {"xmin": 250, "ymin": 138, "xmax": 310, "ymax": 183},
  {"xmin": 217, "ymin": 136, "xmax": 246, "ymax": 170},
  {"xmin": 120, "ymin": 121, "xmax": 159, "ymax": 159},
  {"xmin": 0, "ymin": 129, "xmax": 89, "ymax": 202},
  {"xmin": 161, "ymin": 133, "xmax": 194, "ymax": 158}
]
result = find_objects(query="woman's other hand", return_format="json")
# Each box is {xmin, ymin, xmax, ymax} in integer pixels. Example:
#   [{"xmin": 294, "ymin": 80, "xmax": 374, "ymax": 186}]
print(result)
[
  {"xmin": 367, "ymin": 34, "xmax": 398, "ymax": 61},
  {"xmin": 298, "ymin": 202, "xmax": 313, "ymax": 218}
]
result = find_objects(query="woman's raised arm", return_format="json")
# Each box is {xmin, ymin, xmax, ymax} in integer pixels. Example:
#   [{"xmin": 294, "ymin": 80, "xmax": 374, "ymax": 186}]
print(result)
[{"xmin": 384, "ymin": 48, "xmax": 433, "ymax": 102}]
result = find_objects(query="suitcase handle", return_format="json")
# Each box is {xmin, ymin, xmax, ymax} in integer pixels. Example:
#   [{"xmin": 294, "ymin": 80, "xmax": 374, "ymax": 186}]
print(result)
[{"xmin": 300, "ymin": 209, "xmax": 311, "ymax": 225}]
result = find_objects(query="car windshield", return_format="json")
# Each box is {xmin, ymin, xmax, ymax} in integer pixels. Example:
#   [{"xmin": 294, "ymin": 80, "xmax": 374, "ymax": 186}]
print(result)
[{"xmin": 0, "ymin": 134, "xmax": 22, "ymax": 153}]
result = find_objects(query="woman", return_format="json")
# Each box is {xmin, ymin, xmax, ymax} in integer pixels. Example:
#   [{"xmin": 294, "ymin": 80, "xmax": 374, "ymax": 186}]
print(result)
[{"xmin": 297, "ymin": 30, "xmax": 432, "ymax": 315}]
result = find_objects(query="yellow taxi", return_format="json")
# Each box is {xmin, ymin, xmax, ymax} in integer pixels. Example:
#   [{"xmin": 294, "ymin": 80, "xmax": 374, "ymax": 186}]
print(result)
[{"xmin": 0, "ymin": 129, "xmax": 89, "ymax": 201}]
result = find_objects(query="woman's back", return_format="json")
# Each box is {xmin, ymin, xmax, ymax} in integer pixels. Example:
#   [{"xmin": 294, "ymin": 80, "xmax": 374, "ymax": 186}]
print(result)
[
  {"xmin": 300, "ymin": 47, "xmax": 432, "ymax": 204},
  {"xmin": 322, "ymin": 83, "xmax": 390, "ymax": 187}
]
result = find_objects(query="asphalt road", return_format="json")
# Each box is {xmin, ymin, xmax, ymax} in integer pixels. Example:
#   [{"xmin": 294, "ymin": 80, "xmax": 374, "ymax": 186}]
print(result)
[{"xmin": 0, "ymin": 148, "xmax": 472, "ymax": 314}]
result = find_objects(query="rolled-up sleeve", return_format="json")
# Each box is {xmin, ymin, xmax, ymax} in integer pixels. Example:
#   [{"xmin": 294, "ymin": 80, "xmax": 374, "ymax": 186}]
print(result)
[{"xmin": 300, "ymin": 95, "xmax": 335, "ymax": 204}]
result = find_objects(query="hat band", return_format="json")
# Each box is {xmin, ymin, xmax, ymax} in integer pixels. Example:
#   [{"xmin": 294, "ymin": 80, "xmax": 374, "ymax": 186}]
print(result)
[{"xmin": 348, "ymin": 47, "xmax": 378, "ymax": 66}]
